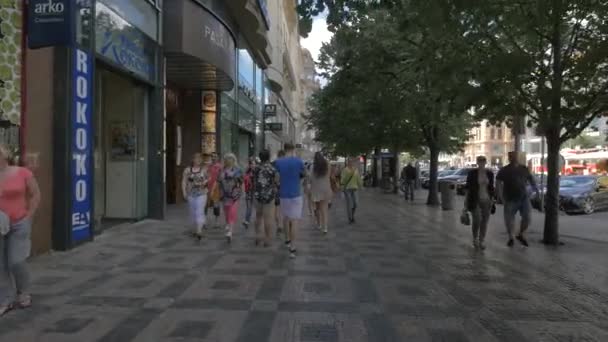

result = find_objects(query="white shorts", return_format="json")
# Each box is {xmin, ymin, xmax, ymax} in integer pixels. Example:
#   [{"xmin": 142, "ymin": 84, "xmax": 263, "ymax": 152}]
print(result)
[{"xmin": 280, "ymin": 196, "xmax": 303, "ymax": 220}]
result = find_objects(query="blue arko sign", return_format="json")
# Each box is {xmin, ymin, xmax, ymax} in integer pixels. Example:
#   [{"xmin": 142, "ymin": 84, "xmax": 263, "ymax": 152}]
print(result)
[
  {"xmin": 70, "ymin": 48, "xmax": 94, "ymax": 243},
  {"xmin": 28, "ymin": 0, "xmax": 73, "ymax": 49}
]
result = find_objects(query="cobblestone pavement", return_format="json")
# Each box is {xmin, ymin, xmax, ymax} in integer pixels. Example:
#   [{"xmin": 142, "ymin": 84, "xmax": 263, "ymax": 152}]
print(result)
[{"xmin": 2, "ymin": 190, "xmax": 608, "ymax": 342}]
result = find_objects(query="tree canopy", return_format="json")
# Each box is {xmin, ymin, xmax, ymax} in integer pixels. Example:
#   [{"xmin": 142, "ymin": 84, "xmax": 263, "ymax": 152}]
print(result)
[{"xmin": 301, "ymin": 0, "xmax": 608, "ymax": 238}]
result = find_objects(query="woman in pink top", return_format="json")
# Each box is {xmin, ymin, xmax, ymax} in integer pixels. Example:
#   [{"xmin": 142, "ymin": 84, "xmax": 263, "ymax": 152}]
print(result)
[{"xmin": 0, "ymin": 145, "xmax": 41, "ymax": 316}]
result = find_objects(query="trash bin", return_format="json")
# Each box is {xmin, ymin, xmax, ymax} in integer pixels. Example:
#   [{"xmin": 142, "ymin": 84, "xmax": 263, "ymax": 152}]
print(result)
[{"xmin": 440, "ymin": 180, "xmax": 456, "ymax": 210}]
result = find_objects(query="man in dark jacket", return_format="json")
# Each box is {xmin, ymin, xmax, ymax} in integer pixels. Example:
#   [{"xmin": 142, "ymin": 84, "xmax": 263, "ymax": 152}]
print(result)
[{"xmin": 401, "ymin": 162, "xmax": 417, "ymax": 201}]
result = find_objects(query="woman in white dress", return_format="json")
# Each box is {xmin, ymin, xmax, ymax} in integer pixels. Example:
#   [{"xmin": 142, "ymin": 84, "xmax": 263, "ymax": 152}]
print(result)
[{"xmin": 310, "ymin": 152, "xmax": 333, "ymax": 234}]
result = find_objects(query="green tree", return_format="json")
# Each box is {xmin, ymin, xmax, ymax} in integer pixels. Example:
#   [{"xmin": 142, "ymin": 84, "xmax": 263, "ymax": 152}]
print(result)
[
  {"xmin": 305, "ymin": 3, "xmax": 476, "ymax": 205},
  {"xmin": 455, "ymin": 0, "xmax": 608, "ymax": 244}
]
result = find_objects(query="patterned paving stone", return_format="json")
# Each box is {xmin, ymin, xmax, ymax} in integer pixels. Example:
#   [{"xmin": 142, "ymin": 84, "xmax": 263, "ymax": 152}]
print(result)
[{"xmin": 2, "ymin": 191, "xmax": 608, "ymax": 342}]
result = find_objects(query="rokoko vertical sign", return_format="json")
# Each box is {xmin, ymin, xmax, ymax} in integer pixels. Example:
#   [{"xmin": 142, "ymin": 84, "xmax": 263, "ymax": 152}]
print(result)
[{"xmin": 70, "ymin": 0, "xmax": 94, "ymax": 244}]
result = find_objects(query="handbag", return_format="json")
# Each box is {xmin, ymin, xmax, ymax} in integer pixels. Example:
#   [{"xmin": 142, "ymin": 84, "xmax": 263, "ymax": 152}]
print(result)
[
  {"xmin": 210, "ymin": 183, "xmax": 221, "ymax": 202},
  {"xmin": 460, "ymin": 209, "xmax": 471, "ymax": 226}
]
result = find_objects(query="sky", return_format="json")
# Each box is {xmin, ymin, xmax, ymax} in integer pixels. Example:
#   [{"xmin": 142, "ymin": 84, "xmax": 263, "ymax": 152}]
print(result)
[
  {"xmin": 300, "ymin": 16, "xmax": 333, "ymax": 64},
  {"xmin": 300, "ymin": 15, "xmax": 332, "ymax": 86}
]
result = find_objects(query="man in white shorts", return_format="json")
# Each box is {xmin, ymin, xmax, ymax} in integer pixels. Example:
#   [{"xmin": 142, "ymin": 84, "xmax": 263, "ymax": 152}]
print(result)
[{"xmin": 273, "ymin": 143, "xmax": 305, "ymax": 258}]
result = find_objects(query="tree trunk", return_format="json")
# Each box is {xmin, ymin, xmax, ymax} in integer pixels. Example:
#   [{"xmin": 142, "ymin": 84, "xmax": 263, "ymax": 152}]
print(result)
[
  {"xmin": 427, "ymin": 145, "xmax": 440, "ymax": 206},
  {"xmin": 393, "ymin": 147, "xmax": 399, "ymax": 194},
  {"xmin": 542, "ymin": 132, "xmax": 561, "ymax": 245},
  {"xmin": 372, "ymin": 147, "xmax": 379, "ymax": 187}
]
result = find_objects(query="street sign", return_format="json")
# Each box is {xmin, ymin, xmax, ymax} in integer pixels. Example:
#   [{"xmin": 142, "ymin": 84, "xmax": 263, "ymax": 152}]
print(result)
[
  {"xmin": 264, "ymin": 122, "xmax": 283, "ymax": 132},
  {"xmin": 263, "ymin": 104, "xmax": 277, "ymax": 117}
]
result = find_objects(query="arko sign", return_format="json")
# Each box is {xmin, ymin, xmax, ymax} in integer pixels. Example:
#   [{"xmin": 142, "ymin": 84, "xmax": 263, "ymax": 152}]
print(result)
[{"xmin": 28, "ymin": 0, "xmax": 72, "ymax": 49}]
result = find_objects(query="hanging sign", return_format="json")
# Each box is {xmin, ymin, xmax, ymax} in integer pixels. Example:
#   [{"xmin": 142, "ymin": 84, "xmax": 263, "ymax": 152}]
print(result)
[
  {"xmin": 264, "ymin": 123, "xmax": 283, "ymax": 132},
  {"xmin": 70, "ymin": 48, "xmax": 94, "ymax": 243},
  {"xmin": 28, "ymin": 0, "xmax": 73, "ymax": 49},
  {"xmin": 263, "ymin": 104, "xmax": 277, "ymax": 117}
]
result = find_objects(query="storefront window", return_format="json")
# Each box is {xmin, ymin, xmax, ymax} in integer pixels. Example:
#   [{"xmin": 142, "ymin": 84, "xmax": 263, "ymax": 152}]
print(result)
[
  {"xmin": 99, "ymin": 0, "xmax": 158, "ymax": 40},
  {"xmin": 238, "ymin": 49, "xmax": 255, "ymax": 90}
]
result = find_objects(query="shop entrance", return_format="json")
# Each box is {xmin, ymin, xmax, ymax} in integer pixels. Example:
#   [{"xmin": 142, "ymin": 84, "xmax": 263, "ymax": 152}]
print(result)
[{"xmin": 94, "ymin": 67, "xmax": 149, "ymax": 230}]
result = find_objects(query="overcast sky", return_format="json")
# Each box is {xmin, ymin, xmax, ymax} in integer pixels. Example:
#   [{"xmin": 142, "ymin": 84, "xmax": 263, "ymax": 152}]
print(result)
[{"xmin": 300, "ymin": 15, "xmax": 332, "ymax": 64}]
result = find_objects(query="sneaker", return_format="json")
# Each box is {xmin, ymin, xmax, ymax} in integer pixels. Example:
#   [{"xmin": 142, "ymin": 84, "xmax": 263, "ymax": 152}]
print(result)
[
  {"xmin": 473, "ymin": 239, "xmax": 480, "ymax": 249},
  {"xmin": 243, "ymin": 221, "xmax": 249, "ymax": 229},
  {"xmin": 507, "ymin": 239, "xmax": 514, "ymax": 247},
  {"xmin": 516, "ymin": 235, "xmax": 529, "ymax": 247},
  {"xmin": 225, "ymin": 229, "xmax": 232, "ymax": 244},
  {"xmin": 289, "ymin": 247, "xmax": 297, "ymax": 259},
  {"xmin": 479, "ymin": 241, "xmax": 486, "ymax": 250},
  {"xmin": 285, "ymin": 240, "xmax": 292, "ymax": 249},
  {"xmin": 323, "ymin": 227, "xmax": 328, "ymax": 234}
]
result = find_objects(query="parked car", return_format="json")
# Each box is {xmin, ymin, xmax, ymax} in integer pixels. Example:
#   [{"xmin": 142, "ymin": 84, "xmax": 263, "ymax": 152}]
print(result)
[
  {"xmin": 422, "ymin": 169, "xmax": 456, "ymax": 189},
  {"xmin": 530, "ymin": 175, "xmax": 608, "ymax": 214},
  {"xmin": 440, "ymin": 168, "xmax": 476, "ymax": 195}
]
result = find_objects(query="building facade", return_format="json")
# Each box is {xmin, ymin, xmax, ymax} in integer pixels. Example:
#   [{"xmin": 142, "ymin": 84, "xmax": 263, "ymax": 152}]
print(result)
[
  {"xmin": 163, "ymin": 0, "xmax": 271, "ymax": 204},
  {"xmin": 460, "ymin": 120, "xmax": 514, "ymax": 167},
  {"xmin": 264, "ymin": 0, "xmax": 303, "ymax": 158},
  {"xmin": 299, "ymin": 48, "xmax": 321, "ymax": 160}
]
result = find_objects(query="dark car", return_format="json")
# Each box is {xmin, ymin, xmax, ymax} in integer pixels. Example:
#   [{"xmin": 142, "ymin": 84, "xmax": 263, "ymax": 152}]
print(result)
[
  {"xmin": 440, "ymin": 168, "xmax": 476, "ymax": 195},
  {"xmin": 422, "ymin": 169, "xmax": 455, "ymax": 189},
  {"xmin": 531, "ymin": 175, "xmax": 608, "ymax": 214}
]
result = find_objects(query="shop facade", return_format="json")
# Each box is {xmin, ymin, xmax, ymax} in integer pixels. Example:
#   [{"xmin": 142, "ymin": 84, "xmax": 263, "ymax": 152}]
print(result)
[
  {"xmin": 19, "ymin": 0, "xmax": 165, "ymax": 251},
  {"xmin": 164, "ymin": 0, "xmax": 270, "ymax": 204}
]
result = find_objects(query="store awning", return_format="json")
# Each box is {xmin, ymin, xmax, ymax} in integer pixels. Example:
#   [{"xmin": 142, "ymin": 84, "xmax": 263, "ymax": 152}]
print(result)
[{"xmin": 164, "ymin": 0, "xmax": 236, "ymax": 90}]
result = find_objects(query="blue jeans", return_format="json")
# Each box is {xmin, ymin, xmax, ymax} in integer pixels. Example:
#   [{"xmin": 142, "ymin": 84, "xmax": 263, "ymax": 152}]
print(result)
[
  {"xmin": 404, "ymin": 180, "xmax": 415, "ymax": 200},
  {"xmin": 0, "ymin": 218, "xmax": 31, "ymax": 306},
  {"xmin": 504, "ymin": 196, "xmax": 532, "ymax": 238},
  {"xmin": 344, "ymin": 190, "xmax": 358, "ymax": 221}
]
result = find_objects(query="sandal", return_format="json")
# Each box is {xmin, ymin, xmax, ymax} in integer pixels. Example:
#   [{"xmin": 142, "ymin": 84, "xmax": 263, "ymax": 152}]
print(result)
[
  {"xmin": 15, "ymin": 295, "xmax": 31, "ymax": 309},
  {"xmin": 0, "ymin": 303, "xmax": 13, "ymax": 317}
]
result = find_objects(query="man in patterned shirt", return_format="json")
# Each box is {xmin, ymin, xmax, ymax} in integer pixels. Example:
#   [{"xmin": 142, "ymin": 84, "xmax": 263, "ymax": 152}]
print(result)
[{"xmin": 254, "ymin": 149, "xmax": 279, "ymax": 247}]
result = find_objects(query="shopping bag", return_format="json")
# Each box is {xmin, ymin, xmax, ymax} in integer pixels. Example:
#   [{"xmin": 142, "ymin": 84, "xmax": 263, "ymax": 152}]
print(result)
[{"xmin": 460, "ymin": 209, "xmax": 471, "ymax": 226}]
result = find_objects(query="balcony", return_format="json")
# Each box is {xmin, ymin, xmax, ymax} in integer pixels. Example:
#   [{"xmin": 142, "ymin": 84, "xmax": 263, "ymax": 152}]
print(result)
[{"xmin": 225, "ymin": 0, "xmax": 272, "ymax": 67}]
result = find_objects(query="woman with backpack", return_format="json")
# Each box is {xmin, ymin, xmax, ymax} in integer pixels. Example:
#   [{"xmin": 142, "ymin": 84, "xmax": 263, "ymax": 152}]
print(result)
[
  {"xmin": 219, "ymin": 153, "xmax": 243, "ymax": 243},
  {"xmin": 181, "ymin": 153, "xmax": 208, "ymax": 241}
]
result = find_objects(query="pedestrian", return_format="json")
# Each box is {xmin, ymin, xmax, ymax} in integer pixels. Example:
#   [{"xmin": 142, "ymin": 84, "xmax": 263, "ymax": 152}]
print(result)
[
  {"xmin": 181, "ymin": 153, "xmax": 208, "ymax": 241},
  {"xmin": 273, "ymin": 143, "xmax": 305, "ymax": 258},
  {"xmin": 242, "ymin": 157, "xmax": 256, "ymax": 229},
  {"xmin": 206, "ymin": 153, "xmax": 223, "ymax": 228},
  {"xmin": 341, "ymin": 158, "xmax": 363, "ymax": 223},
  {"xmin": 219, "ymin": 153, "xmax": 243, "ymax": 243},
  {"xmin": 253, "ymin": 149, "xmax": 279, "ymax": 247},
  {"xmin": 303, "ymin": 162, "xmax": 315, "ymax": 218},
  {"xmin": 400, "ymin": 162, "xmax": 417, "ymax": 201},
  {"xmin": 311, "ymin": 152, "xmax": 333, "ymax": 234},
  {"xmin": 273, "ymin": 150, "xmax": 286, "ymax": 237},
  {"xmin": 0, "ymin": 144, "xmax": 41, "ymax": 316},
  {"xmin": 464, "ymin": 156, "xmax": 495, "ymax": 250},
  {"xmin": 329, "ymin": 164, "xmax": 340, "ymax": 209},
  {"xmin": 496, "ymin": 151, "xmax": 539, "ymax": 247}
]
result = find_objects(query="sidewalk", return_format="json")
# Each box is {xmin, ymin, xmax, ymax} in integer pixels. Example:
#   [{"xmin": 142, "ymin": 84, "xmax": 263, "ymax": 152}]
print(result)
[
  {"xmin": 450, "ymin": 194, "xmax": 608, "ymax": 243},
  {"xmin": 0, "ymin": 190, "xmax": 607, "ymax": 341}
]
